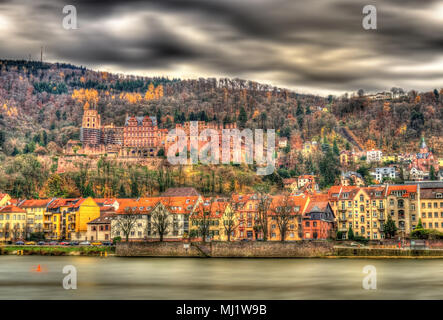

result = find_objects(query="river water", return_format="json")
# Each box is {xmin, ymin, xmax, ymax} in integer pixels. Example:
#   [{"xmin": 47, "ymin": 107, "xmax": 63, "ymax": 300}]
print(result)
[{"xmin": 1, "ymin": 256, "xmax": 443, "ymax": 299}]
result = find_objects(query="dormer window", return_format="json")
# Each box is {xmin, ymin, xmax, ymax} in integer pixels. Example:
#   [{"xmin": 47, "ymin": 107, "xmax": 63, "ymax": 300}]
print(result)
[{"xmin": 437, "ymin": 193, "xmax": 443, "ymax": 199}]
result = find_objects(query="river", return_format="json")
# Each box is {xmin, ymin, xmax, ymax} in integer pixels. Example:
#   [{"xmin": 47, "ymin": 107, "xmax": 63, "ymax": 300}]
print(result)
[{"xmin": 1, "ymin": 256, "xmax": 443, "ymax": 299}]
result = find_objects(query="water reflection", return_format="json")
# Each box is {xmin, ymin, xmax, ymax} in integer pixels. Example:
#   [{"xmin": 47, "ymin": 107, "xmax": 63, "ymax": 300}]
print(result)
[{"xmin": 1, "ymin": 256, "xmax": 443, "ymax": 299}]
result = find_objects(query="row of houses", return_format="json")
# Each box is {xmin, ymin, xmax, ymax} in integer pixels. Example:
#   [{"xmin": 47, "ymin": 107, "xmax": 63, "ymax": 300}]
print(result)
[
  {"xmin": 1, "ymin": 182, "xmax": 442, "ymax": 243},
  {"xmin": 330, "ymin": 182, "xmax": 443, "ymax": 240},
  {"xmin": 0, "ymin": 188, "xmax": 335, "ymax": 242}
]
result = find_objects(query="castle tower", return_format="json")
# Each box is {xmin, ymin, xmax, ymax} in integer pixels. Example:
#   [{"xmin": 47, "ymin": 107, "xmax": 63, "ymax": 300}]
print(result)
[{"xmin": 80, "ymin": 103, "xmax": 101, "ymax": 146}]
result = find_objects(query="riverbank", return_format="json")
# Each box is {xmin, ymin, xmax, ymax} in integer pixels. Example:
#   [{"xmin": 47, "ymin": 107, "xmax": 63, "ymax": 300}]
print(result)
[
  {"xmin": 4, "ymin": 242, "xmax": 443, "ymax": 258},
  {"xmin": 0, "ymin": 245, "xmax": 115, "ymax": 256},
  {"xmin": 116, "ymin": 241, "xmax": 443, "ymax": 258}
]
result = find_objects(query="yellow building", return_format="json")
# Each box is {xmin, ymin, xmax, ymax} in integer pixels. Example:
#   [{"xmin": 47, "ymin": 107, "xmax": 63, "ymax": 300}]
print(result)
[
  {"xmin": 19, "ymin": 199, "xmax": 53, "ymax": 238},
  {"xmin": 190, "ymin": 198, "xmax": 228, "ymax": 241},
  {"xmin": 382, "ymin": 155, "xmax": 397, "ymax": 163},
  {"xmin": 47, "ymin": 197, "xmax": 100, "ymax": 240},
  {"xmin": 218, "ymin": 203, "xmax": 238, "ymax": 241},
  {"xmin": 0, "ymin": 193, "xmax": 11, "ymax": 207},
  {"xmin": 268, "ymin": 194, "xmax": 310, "ymax": 241},
  {"xmin": 386, "ymin": 185, "xmax": 419, "ymax": 237},
  {"xmin": 0, "ymin": 205, "xmax": 27, "ymax": 242},
  {"xmin": 332, "ymin": 186, "xmax": 387, "ymax": 240},
  {"xmin": 419, "ymin": 187, "xmax": 443, "ymax": 231},
  {"xmin": 438, "ymin": 158, "xmax": 443, "ymax": 168}
]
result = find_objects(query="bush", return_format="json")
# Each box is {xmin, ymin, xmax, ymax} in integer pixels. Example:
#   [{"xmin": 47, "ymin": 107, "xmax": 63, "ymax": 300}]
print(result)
[
  {"xmin": 353, "ymin": 236, "xmax": 369, "ymax": 244},
  {"xmin": 29, "ymin": 232, "xmax": 45, "ymax": 241},
  {"xmin": 411, "ymin": 228, "xmax": 443, "ymax": 240}
]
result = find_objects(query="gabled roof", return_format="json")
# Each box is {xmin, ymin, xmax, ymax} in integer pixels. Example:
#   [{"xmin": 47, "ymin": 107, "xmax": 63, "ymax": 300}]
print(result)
[
  {"xmin": 0, "ymin": 205, "xmax": 26, "ymax": 214},
  {"xmin": 125, "ymin": 115, "xmax": 157, "ymax": 127},
  {"xmin": 19, "ymin": 199, "xmax": 53, "ymax": 208},
  {"xmin": 192, "ymin": 198, "xmax": 228, "ymax": 218},
  {"xmin": 268, "ymin": 194, "xmax": 309, "ymax": 216},
  {"xmin": 328, "ymin": 186, "xmax": 359, "ymax": 201},
  {"xmin": 161, "ymin": 187, "xmax": 200, "ymax": 197},
  {"xmin": 93, "ymin": 198, "xmax": 118, "ymax": 206},
  {"xmin": 386, "ymin": 185, "xmax": 417, "ymax": 197},
  {"xmin": 88, "ymin": 213, "xmax": 114, "ymax": 224},
  {"xmin": 420, "ymin": 188, "xmax": 443, "ymax": 199}
]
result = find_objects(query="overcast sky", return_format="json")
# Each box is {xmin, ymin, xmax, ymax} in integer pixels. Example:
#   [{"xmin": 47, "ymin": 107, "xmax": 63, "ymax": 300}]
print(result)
[{"xmin": 0, "ymin": 0, "xmax": 442, "ymax": 95}]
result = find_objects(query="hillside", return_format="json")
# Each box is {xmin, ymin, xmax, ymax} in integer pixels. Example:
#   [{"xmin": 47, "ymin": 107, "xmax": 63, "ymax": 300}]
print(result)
[{"xmin": 0, "ymin": 59, "xmax": 442, "ymax": 198}]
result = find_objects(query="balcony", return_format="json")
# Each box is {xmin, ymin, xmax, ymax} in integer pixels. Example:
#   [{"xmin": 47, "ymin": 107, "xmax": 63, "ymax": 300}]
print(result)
[
  {"xmin": 338, "ymin": 216, "xmax": 347, "ymax": 222},
  {"xmin": 378, "ymin": 216, "xmax": 385, "ymax": 221}
]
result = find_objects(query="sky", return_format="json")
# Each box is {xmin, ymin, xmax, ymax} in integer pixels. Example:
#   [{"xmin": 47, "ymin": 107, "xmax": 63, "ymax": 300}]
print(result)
[{"xmin": 0, "ymin": 0, "xmax": 442, "ymax": 96}]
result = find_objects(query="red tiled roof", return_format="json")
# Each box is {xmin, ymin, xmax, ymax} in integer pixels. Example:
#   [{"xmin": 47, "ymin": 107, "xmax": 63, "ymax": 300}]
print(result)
[
  {"xmin": 19, "ymin": 199, "xmax": 52, "ymax": 208},
  {"xmin": 0, "ymin": 205, "xmax": 26, "ymax": 213}
]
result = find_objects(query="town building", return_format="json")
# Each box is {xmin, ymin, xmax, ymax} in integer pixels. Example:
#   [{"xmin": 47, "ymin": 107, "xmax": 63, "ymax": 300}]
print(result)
[
  {"xmin": 86, "ymin": 213, "xmax": 113, "ymax": 242},
  {"xmin": 47, "ymin": 197, "xmax": 100, "ymax": 240},
  {"xmin": 409, "ymin": 137, "xmax": 439, "ymax": 179},
  {"xmin": 366, "ymin": 149, "xmax": 383, "ymax": 163},
  {"xmin": 302, "ymin": 195, "xmax": 335, "ymax": 240},
  {"xmin": 340, "ymin": 171, "xmax": 365, "ymax": 187},
  {"xmin": 18, "ymin": 199, "xmax": 54, "ymax": 238},
  {"xmin": 0, "ymin": 205, "xmax": 27, "ymax": 242},
  {"xmin": 0, "ymin": 193, "xmax": 11, "ymax": 207},
  {"xmin": 268, "ymin": 194, "xmax": 309, "ymax": 241},
  {"xmin": 419, "ymin": 184, "xmax": 443, "ymax": 231},
  {"xmin": 385, "ymin": 185, "xmax": 419, "ymax": 237},
  {"xmin": 371, "ymin": 167, "xmax": 397, "ymax": 183},
  {"xmin": 330, "ymin": 185, "xmax": 387, "ymax": 240}
]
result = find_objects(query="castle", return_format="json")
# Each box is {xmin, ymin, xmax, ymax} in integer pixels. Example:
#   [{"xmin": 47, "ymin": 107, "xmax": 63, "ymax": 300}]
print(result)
[
  {"xmin": 76, "ymin": 104, "xmax": 238, "ymax": 158},
  {"xmin": 78, "ymin": 104, "xmax": 162, "ymax": 157}
]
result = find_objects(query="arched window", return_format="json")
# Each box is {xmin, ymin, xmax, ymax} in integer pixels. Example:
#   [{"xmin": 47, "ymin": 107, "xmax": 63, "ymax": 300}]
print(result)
[{"xmin": 398, "ymin": 199, "xmax": 404, "ymax": 208}]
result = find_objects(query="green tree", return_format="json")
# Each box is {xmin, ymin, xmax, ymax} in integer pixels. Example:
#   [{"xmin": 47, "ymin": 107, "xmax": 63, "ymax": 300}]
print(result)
[
  {"xmin": 238, "ymin": 106, "xmax": 247, "ymax": 128},
  {"xmin": 430, "ymin": 166, "xmax": 438, "ymax": 181},
  {"xmin": 383, "ymin": 215, "xmax": 397, "ymax": 239},
  {"xmin": 347, "ymin": 226, "xmax": 354, "ymax": 240}
]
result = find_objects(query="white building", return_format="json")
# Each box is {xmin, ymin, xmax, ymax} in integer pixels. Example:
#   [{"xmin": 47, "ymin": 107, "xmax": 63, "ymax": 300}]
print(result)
[
  {"xmin": 366, "ymin": 149, "xmax": 383, "ymax": 163},
  {"xmin": 371, "ymin": 167, "xmax": 397, "ymax": 182}
]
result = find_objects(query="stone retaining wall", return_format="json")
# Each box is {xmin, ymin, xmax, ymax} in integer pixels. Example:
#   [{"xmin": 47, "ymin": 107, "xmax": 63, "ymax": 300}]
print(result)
[{"xmin": 116, "ymin": 241, "xmax": 335, "ymax": 257}]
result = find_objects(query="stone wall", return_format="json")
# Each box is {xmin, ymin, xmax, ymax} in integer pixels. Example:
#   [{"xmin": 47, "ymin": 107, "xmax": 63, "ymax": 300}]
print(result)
[
  {"xmin": 334, "ymin": 247, "xmax": 443, "ymax": 257},
  {"xmin": 116, "ymin": 241, "xmax": 335, "ymax": 258},
  {"xmin": 116, "ymin": 241, "xmax": 206, "ymax": 257}
]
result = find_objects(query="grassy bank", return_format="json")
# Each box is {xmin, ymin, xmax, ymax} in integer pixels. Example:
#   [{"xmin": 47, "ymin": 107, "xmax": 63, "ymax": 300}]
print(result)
[{"xmin": 0, "ymin": 245, "xmax": 115, "ymax": 256}]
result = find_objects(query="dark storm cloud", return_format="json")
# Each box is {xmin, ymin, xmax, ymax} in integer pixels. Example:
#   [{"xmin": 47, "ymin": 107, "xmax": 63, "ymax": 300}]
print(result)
[{"xmin": 0, "ymin": 0, "xmax": 442, "ymax": 94}]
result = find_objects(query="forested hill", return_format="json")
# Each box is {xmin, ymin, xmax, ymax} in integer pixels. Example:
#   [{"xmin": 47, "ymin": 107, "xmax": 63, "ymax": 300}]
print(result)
[{"xmin": 0, "ymin": 59, "xmax": 442, "ymax": 157}]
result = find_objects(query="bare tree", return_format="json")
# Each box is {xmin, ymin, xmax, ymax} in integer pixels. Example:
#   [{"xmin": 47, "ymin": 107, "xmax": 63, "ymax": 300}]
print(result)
[
  {"xmin": 151, "ymin": 200, "xmax": 172, "ymax": 242},
  {"xmin": 195, "ymin": 198, "xmax": 214, "ymax": 243},
  {"xmin": 112, "ymin": 210, "xmax": 138, "ymax": 242},
  {"xmin": 271, "ymin": 194, "xmax": 295, "ymax": 242},
  {"xmin": 12, "ymin": 223, "xmax": 21, "ymax": 241},
  {"xmin": 223, "ymin": 196, "xmax": 238, "ymax": 242},
  {"xmin": 255, "ymin": 190, "xmax": 272, "ymax": 241},
  {"xmin": 3, "ymin": 223, "xmax": 9, "ymax": 242}
]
